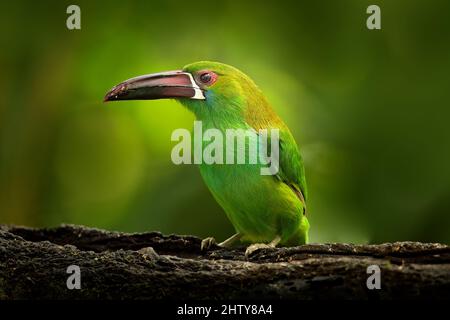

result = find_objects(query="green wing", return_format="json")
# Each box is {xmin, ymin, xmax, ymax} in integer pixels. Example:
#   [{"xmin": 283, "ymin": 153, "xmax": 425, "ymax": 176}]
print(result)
[
  {"xmin": 277, "ymin": 129, "xmax": 308, "ymax": 204},
  {"xmin": 244, "ymin": 99, "xmax": 307, "ymax": 208},
  {"xmin": 252, "ymin": 121, "xmax": 308, "ymax": 208}
]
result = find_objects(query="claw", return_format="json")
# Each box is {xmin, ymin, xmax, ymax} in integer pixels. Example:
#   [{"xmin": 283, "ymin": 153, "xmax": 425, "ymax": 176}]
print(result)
[
  {"xmin": 244, "ymin": 243, "xmax": 272, "ymax": 258},
  {"xmin": 201, "ymin": 237, "xmax": 217, "ymax": 251}
]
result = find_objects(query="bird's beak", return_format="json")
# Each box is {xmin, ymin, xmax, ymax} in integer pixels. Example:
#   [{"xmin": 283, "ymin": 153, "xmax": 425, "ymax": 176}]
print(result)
[{"xmin": 104, "ymin": 70, "xmax": 205, "ymax": 102}]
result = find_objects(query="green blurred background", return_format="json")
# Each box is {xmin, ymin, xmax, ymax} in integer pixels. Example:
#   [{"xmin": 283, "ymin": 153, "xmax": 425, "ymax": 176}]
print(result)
[{"xmin": 1, "ymin": 0, "xmax": 449, "ymax": 244}]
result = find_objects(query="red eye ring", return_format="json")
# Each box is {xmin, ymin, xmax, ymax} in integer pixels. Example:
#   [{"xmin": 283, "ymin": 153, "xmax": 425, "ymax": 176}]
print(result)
[{"xmin": 197, "ymin": 71, "xmax": 217, "ymax": 85}]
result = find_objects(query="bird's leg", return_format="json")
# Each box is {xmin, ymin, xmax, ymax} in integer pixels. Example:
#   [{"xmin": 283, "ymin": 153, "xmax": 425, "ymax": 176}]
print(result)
[
  {"xmin": 201, "ymin": 233, "xmax": 242, "ymax": 251},
  {"xmin": 218, "ymin": 233, "xmax": 242, "ymax": 247},
  {"xmin": 245, "ymin": 235, "xmax": 282, "ymax": 258}
]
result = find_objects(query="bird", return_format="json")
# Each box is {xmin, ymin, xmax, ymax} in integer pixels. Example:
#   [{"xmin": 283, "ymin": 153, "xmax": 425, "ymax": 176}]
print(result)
[{"xmin": 104, "ymin": 61, "xmax": 309, "ymax": 257}]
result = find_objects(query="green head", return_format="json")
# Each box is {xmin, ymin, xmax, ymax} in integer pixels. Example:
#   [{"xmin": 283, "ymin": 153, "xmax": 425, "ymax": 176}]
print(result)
[{"xmin": 104, "ymin": 61, "xmax": 272, "ymax": 124}]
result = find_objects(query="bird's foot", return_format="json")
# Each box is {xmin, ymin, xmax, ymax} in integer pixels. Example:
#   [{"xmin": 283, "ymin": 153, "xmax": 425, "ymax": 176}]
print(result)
[
  {"xmin": 201, "ymin": 237, "xmax": 217, "ymax": 251},
  {"xmin": 245, "ymin": 243, "xmax": 273, "ymax": 258},
  {"xmin": 201, "ymin": 233, "xmax": 242, "ymax": 251}
]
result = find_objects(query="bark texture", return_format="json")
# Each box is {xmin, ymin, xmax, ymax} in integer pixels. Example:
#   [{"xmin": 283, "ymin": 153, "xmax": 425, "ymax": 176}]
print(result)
[{"xmin": 0, "ymin": 224, "xmax": 449, "ymax": 300}]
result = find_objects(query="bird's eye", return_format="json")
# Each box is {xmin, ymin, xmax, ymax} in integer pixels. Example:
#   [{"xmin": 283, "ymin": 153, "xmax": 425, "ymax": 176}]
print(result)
[
  {"xmin": 200, "ymin": 72, "xmax": 212, "ymax": 83},
  {"xmin": 198, "ymin": 71, "xmax": 217, "ymax": 86}
]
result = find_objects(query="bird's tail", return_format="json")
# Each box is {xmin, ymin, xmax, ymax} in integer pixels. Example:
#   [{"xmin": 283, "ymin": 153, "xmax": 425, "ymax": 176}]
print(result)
[{"xmin": 284, "ymin": 216, "xmax": 310, "ymax": 246}]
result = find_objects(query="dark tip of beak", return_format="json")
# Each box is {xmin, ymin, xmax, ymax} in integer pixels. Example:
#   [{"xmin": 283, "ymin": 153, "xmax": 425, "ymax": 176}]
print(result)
[{"xmin": 104, "ymin": 83, "xmax": 128, "ymax": 102}]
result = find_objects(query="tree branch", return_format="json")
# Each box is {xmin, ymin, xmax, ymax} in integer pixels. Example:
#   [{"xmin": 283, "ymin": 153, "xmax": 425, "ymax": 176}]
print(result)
[{"xmin": 0, "ymin": 224, "xmax": 449, "ymax": 299}]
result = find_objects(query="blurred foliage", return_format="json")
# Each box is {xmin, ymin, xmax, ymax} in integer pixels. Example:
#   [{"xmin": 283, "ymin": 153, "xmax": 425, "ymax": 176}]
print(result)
[{"xmin": 1, "ymin": 0, "xmax": 449, "ymax": 244}]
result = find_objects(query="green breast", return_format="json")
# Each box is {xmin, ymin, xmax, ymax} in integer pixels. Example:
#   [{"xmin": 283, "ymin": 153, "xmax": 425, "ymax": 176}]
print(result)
[{"xmin": 197, "ymin": 126, "xmax": 302, "ymax": 242}]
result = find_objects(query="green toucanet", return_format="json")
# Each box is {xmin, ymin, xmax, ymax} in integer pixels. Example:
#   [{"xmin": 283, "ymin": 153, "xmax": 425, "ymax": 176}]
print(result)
[{"xmin": 105, "ymin": 61, "xmax": 309, "ymax": 256}]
